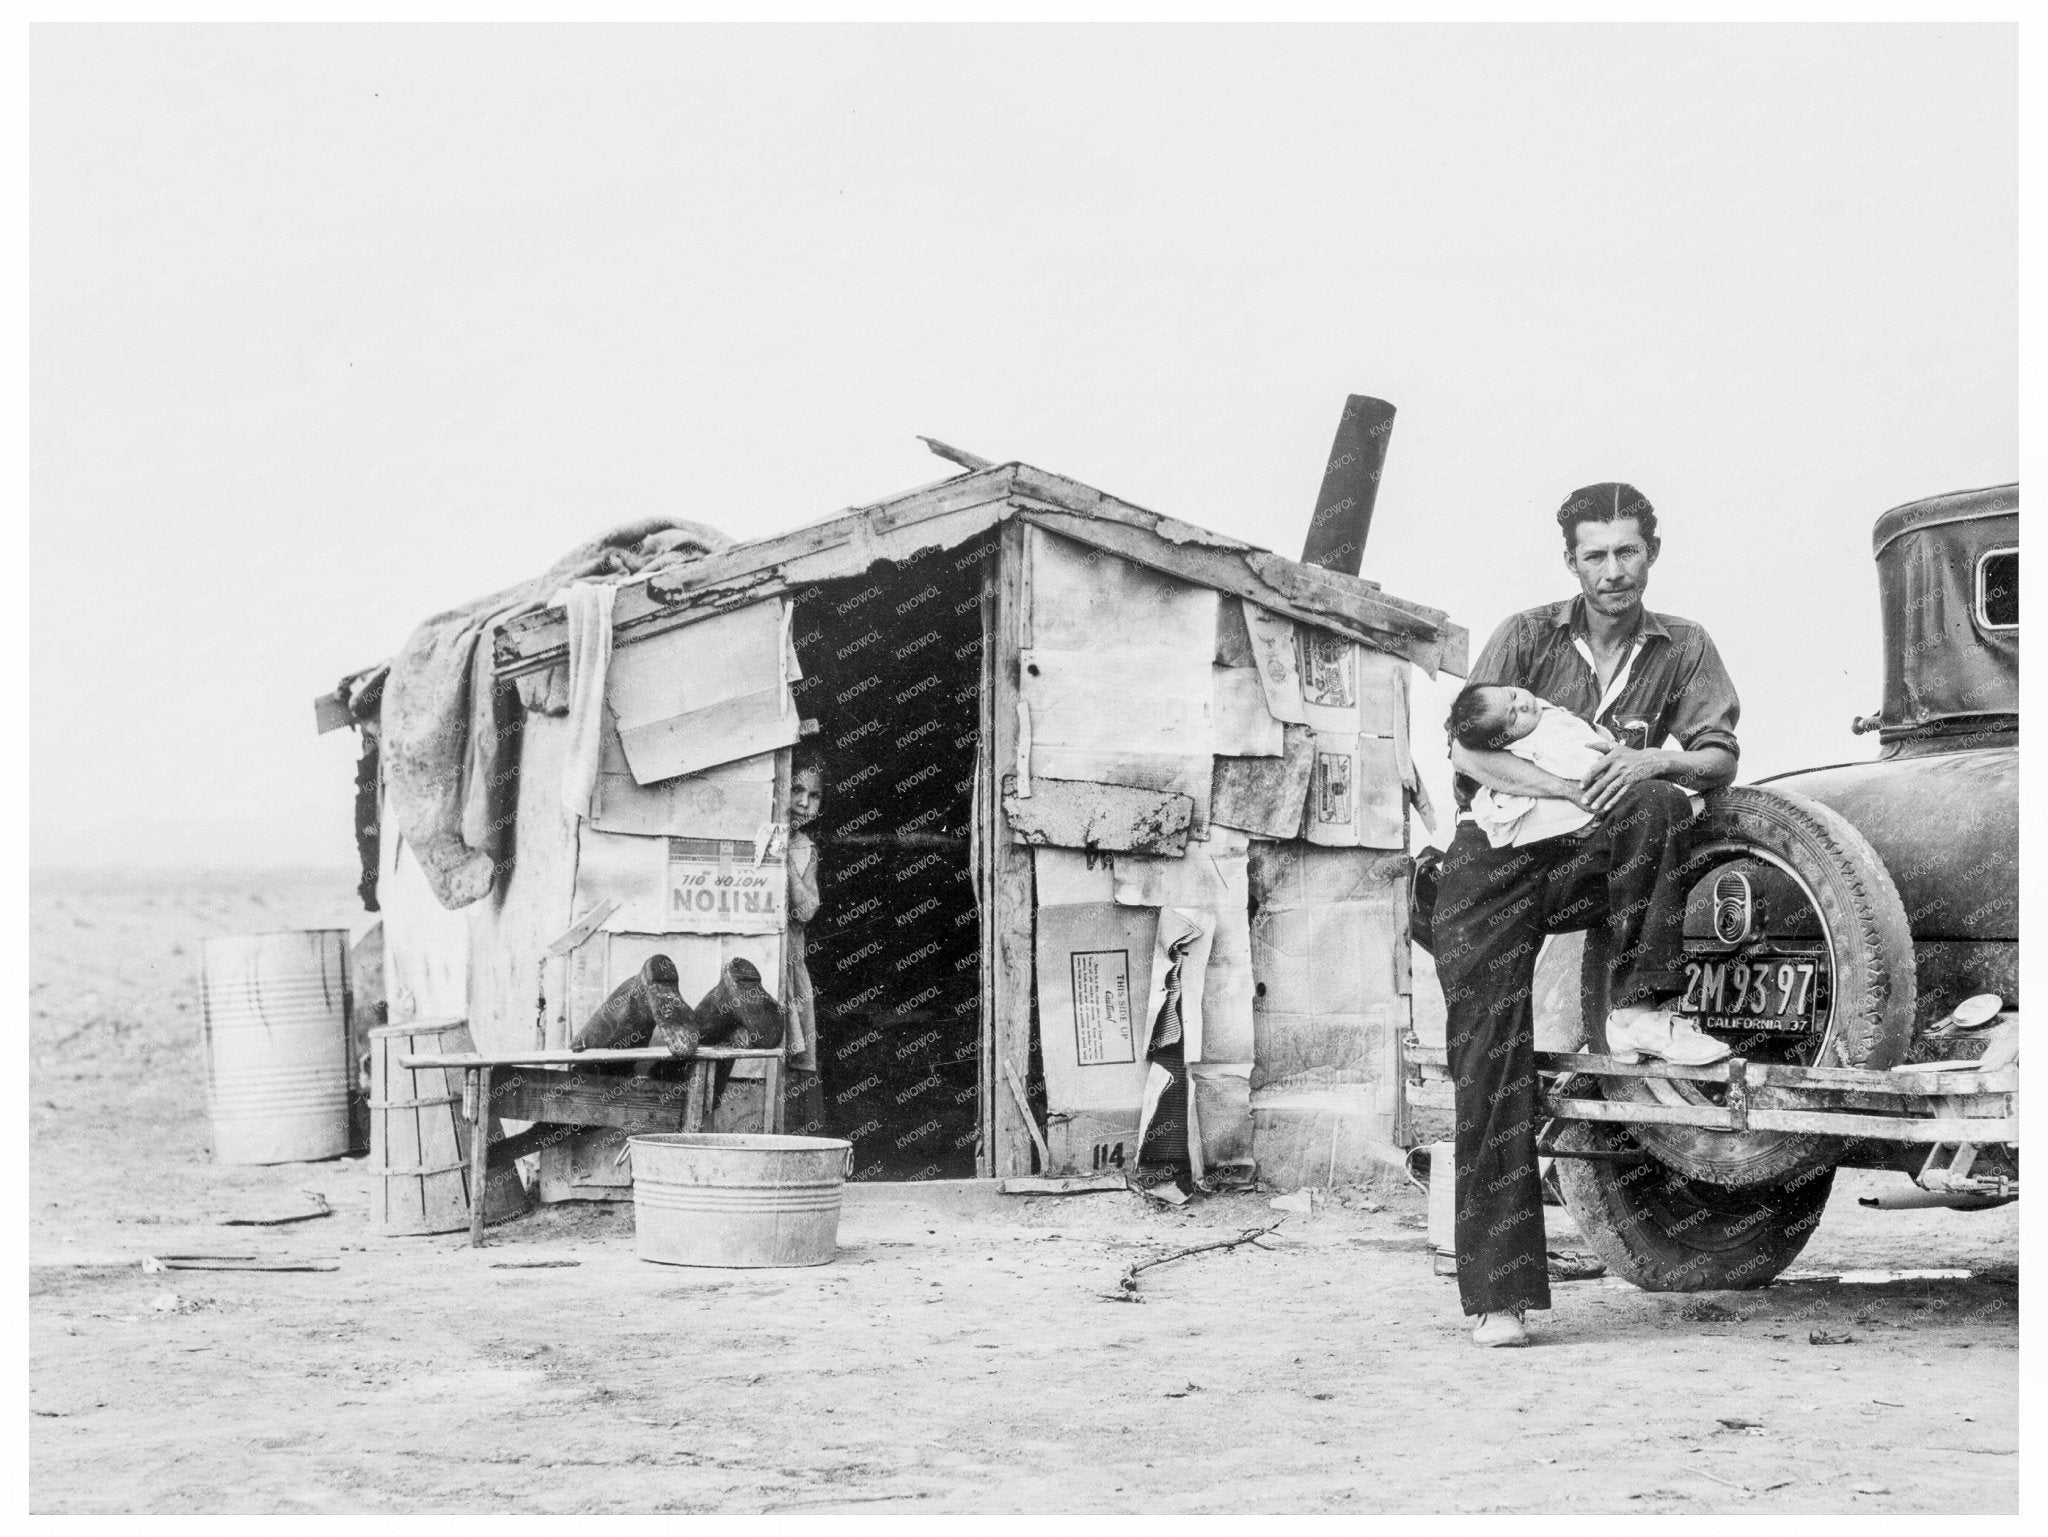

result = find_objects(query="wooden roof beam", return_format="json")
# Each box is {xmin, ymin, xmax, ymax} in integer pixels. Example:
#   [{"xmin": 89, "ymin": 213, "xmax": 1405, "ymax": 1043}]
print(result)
[{"xmin": 491, "ymin": 460, "xmax": 1469, "ymax": 681}]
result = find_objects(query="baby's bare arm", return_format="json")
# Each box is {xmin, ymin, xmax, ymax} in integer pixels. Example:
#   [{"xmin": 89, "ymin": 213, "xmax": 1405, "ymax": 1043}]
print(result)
[{"xmin": 1450, "ymin": 742, "xmax": 1594, "ymax": 808}]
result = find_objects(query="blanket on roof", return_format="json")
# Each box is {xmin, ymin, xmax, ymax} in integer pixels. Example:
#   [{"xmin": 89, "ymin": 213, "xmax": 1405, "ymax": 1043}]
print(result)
[{"xmin": 368, "ymin": 517, "xmax": 732, "ymax": 910}]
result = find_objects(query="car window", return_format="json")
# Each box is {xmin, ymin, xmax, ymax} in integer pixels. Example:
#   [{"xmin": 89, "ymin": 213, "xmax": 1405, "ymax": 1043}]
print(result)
[{"xmin": 1977, "ymin": 548, "xmax": 2018, "ymax": 630}]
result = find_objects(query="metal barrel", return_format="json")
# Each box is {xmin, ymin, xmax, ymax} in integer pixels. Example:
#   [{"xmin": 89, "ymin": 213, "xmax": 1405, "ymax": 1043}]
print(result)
[
  {"xmin": 198, "ymin": 930, "xmax": 353, "ymax": 1165},
  {"xmin": 627, "ymin": 1133, "xmax": 853, "ymax": 1268}
]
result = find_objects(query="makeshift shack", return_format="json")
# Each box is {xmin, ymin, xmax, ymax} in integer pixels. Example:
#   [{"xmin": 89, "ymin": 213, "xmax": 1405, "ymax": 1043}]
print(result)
[{"xmin": 319, "ymin": 455, "xmax": 1468, "ymax": 1195}]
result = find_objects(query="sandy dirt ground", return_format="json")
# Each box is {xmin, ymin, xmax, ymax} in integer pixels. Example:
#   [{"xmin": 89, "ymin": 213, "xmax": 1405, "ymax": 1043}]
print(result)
[{"xmin": 30, "ymin": 870, "xmax": 2019, "ymax": 1514}]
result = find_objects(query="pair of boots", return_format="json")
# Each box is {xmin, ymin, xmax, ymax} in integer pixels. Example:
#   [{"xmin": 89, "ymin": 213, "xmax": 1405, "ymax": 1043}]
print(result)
[{"xmin": 570, "ymin": 956, "xmax": 786, "ymax": 1063}]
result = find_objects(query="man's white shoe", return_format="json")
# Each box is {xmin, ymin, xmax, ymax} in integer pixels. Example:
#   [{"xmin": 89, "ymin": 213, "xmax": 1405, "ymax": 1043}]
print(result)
[
  {"xmin": 1471, "ymin": 1310, "xmax": 1529, "ymax": 1347},
  {"xmin": 1604, "ymin": 1005, "xmax": 1732, "ymax": 1067}
]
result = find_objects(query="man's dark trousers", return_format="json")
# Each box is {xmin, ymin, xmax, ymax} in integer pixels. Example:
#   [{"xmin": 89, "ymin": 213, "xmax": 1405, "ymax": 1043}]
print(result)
[{"xmin": 1434, "ymin": 780, "xmax": 1697, "ymax": 1316}]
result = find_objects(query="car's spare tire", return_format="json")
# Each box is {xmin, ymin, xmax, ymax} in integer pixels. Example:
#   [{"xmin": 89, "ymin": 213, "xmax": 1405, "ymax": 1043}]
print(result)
[
  {"xmin": 1551, "ymin": 1114, "xmax": 1835, "ymax": 1291},
  {"xmin": 1580, "ymin": 785, "xmax": 1916, "ymax": 1188}
]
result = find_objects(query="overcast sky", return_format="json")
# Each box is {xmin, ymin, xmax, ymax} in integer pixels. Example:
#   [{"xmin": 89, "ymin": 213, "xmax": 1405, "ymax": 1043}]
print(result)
[{"xmin": 31, "ymin": 24, "xmax": 2014, "ymax": 869}]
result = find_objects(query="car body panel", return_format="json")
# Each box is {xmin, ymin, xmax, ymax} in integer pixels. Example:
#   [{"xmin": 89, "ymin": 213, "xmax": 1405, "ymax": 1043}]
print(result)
[
  {"xmin": 1760, "ymin": 748, "xmax": 2018, "ymax": 944},
  {"xmin": 1871, "ymin": 484, "xmax": 2017, "ymax": 739}
]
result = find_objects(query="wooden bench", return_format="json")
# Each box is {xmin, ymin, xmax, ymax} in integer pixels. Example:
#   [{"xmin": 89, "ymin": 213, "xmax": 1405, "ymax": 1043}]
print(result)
[{"xmin": 399, "ymin": 1047, "xmax": 785, "ymax": 1245}]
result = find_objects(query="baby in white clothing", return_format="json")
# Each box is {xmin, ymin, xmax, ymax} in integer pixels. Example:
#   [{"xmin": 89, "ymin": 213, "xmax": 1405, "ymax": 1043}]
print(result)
[{"xmin": 1450, "ymin": 684, "xmax": 1616, "ymax": 848}]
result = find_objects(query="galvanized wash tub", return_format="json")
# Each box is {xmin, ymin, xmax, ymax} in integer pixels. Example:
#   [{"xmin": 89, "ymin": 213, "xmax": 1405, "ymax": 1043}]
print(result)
[{"xmin": 626, "ymin": 1133, "xmax": 854, "ymax": 1268}]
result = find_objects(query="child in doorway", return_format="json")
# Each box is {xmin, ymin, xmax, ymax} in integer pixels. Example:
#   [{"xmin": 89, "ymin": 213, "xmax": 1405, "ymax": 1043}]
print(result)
[
  {"xmin": 1448, "ymin": 683, "xmax": 1614, "ymax": 848},
  {"xmin": 782, "ymin": 750, "xmax": 825, "ymax": 1079},
  {"xmin": 712, "ymin": 748, "xmax": 828, "ymax": 1134},
  {"xmin": 777, "ymin": 749, "xmax": 828, "ymax": 1134}
]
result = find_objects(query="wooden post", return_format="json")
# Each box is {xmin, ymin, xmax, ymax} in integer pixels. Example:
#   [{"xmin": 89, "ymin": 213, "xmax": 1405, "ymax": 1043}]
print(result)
[
  {"xmin": 982, "ymin": 519, "xmax": 1037, "ymax": 1177},
  {"xmin": 466, "ymin": 1066, "xmax": 492, "ymax": 1247},
  {"xmin": 977, "ymin": 547, "xmax": 998, "ymax": 1173},
  {"xmin": 763, "ymin": 1057, "xmax": 784, "ymax": 1135},
  {"xmin": 1002, "ymin": 1058, "xmax": 1052, "ymax": 1173},
  {"xmin": 684, "ymin": 1061, "xmax": 710, "ymax": 1133}
]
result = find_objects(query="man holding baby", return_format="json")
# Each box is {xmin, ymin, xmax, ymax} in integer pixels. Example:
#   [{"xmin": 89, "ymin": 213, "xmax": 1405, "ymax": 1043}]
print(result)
[{"xmin": 1435, "ymin": 482, "xmax": 1743, "ymax": 1347}]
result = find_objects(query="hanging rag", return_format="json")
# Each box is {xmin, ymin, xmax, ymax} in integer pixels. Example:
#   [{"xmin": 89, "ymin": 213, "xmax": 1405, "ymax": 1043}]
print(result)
[
  {"xmin": 376, "ymin": 517, "xmax": 730, "ymax": 909},
  {"xmin": 351, "ymin": 731, "xmax": 382, "ymax": 913},
  {"xmin": 1144, "ymin": 907, "xmax": 1213, "ymax": 1061},
  {"xmin": 558, "ymin": 581, "xmax": 616, "ymax": 823},
  {"xmin": 1135, "ymin": 908, "xmax": 1214, "ymax": 1170}
]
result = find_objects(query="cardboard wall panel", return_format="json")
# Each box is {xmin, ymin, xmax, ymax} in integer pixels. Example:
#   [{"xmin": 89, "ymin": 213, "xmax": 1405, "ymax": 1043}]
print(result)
[
  {"xmin": 1249, "ymin": 1082, "xmax": 1404, "ymax": 1191},
  {"xmin": 1019, "ymin": 527, "xmax": 1218, "ymax": 838},
  {"xmin": 380, "ymin": 831, "xmax": 471, "ymax": 1027},
  {"xmin": 1252, "ymin": 1006, "xmax": 1404, "ymax": 1093},
  {"xmin": 465, "ymin": 708, "xmax": 579, "ymax": 1054},
  {"xmin": 1210, "ymin": 723, "xmax": 1315, "ymax": 839},
  {"xmin": 1044, "ymin": 1106, "xmax": 1143, "ymax": 1179},
  {"xmin": 1241, "ymin": 603, "xmax": 1412, "ymax": 850},
  {"xmin": 574, "ymin": 826, "xmax": 787, "ymax": 938},
  {"xmin": 1248, "ymin": 844, "xmax": 1411, "ymax": 1108},
  {"xmin": 1033, "ymin": 847, "xmax": 1117, "ymax": 905},
  {"xmin": 1034, "ymin": 902, "xmax": 1157, "ymax": 1117},
  {"xmin": 1028, "ymin": 527, "xmax": 1221, "ymax": 652},
  {"xmin": 1249, "ymin": 843, "xmax": 1412, "ymax": 910},
  {"xmin": 1190, "ymin": 1063, "xmax": 1254, "ymax": 1169},
  {"xmin": 592, "ymin": 708, "xmax": 777, "ymax": 839},
  {"xmin": 1251, "ymin": 900, "xmax": 1402, "ymax": 1021},
  {"xmin": 604, "ymin": 599, "xmax": 798, "ymax": 784}
]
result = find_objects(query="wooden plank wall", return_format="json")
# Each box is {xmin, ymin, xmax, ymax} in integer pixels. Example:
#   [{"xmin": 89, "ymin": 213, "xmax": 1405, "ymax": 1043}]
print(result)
[{"xmin": 982, "ymin": 519, "xmax": 1036, "ymax": 1177}]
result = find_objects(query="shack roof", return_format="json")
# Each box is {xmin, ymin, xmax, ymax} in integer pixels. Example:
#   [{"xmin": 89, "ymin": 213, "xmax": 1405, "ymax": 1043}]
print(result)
[{"xmin": 492, "ymin": 461, "xmax": 1470, "ymax": 682}]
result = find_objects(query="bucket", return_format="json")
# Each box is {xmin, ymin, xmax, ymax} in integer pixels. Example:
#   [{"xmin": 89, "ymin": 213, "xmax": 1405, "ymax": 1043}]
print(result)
[
  {"xmin": 199, "ymin": 930, "xmax": 352, "ymax": 1165},
  {"xmin": 1423, "ymin": 1140, "xmax": 1458, "ymax": 1276},
  {"xmin": 367, "ymin": 1018, "xmax": 529, "ymax": 1236},
  {"xmin": 627, "ymin": 1133, "xmax": 853, "ymax": 1268}
]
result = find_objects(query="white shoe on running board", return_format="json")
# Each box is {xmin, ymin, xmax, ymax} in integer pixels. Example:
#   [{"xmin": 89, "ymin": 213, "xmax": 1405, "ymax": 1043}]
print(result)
[{"xmin": 1605, "ymin": 1007, "xmax": 1732, "ymax": 1067}]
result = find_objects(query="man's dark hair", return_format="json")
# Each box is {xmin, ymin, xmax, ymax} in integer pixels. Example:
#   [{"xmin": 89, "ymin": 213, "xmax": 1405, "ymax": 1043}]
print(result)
[
  {"xmin": 791, "ymin": 743, "xmax": 828, "ymax": 781},
  {"xmin": 1557, "ymin": 482, "xmax": 1658, "ymax": 555},
  {"xmin": 1447, "ymin": 683, "xmax": 1512, "ymax": 751}
]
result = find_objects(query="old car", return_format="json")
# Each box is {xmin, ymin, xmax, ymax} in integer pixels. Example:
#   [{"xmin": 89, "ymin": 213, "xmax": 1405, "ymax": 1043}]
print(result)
[{"xmin": 1410, "ymin": 483, "xmax": 2019, "ymax": 1290}]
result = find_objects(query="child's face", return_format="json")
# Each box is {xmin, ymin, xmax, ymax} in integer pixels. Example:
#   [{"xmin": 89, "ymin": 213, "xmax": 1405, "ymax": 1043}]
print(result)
[
  {"xmin": 1480, "ymin": 686, "xmax": 1542, "ymax": 747},
  {"xmin": 790, "ymin": 769, "xmax": 824, "ymax": 828}
]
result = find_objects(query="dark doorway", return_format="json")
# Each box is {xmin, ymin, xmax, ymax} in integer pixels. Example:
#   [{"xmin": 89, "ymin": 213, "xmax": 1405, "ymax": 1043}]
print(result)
[{"xmin": 787, "ymin": 537, "xmax": 992, "ymax": 1179}]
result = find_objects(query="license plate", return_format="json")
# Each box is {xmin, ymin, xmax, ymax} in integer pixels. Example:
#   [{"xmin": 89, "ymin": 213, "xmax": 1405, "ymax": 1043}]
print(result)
[{"xmin": 1677, "ymin": 953, "xmax": 1821, "ymax": 1033}]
